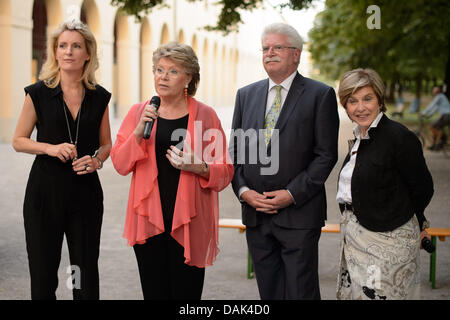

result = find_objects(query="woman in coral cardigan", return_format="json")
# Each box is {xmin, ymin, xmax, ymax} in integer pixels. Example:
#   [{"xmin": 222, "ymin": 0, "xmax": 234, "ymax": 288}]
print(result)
[{"xmin": 111, "ymin": 42, "xmax": 234, "ymax": 300}]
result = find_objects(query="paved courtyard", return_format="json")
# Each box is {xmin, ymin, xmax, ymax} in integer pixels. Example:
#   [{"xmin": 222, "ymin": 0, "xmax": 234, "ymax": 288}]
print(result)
[{"xmin": 0, "ymin": 107, "xmax": 449, "ymax": 300}]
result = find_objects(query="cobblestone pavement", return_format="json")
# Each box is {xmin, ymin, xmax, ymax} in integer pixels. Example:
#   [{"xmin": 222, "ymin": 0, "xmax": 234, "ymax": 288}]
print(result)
[{"xmin": 0, "ymin": 108, "xmax": 449, "ymax": 300}]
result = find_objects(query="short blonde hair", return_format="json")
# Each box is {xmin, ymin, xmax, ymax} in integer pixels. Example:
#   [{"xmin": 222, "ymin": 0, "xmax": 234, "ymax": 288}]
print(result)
[
  {"xmin": 153, "ymin": 42, "xmax": 200, "ymax": 96},
  {"xmin": 39, "ymin": 20, "xmax": 98, "ymax": 90},
  {"xmin": 338, "ymin": 68, "xmax": 386, "ymax": 112}
]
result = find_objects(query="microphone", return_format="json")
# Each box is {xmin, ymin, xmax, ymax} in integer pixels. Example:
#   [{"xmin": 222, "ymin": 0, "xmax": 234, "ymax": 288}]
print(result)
[{"xmin": 143, "ymin": 96, "xmax": 161, "ymax": 139}]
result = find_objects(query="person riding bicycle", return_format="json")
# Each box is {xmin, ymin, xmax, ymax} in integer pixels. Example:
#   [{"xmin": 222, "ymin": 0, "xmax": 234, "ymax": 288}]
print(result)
[{"xmin": 421, "ymin": 86, "xmax": 450, "ymax": 150}]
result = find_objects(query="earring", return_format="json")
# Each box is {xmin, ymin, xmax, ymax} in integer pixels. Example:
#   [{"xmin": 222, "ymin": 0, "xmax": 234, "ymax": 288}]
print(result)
[{"xmin": 184, "ymin": 85, "xmax": 188, "ymax": 98}]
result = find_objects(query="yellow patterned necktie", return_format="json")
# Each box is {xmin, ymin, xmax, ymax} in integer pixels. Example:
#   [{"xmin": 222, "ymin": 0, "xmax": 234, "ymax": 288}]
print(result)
[{"xmin": 264, "ymin": 85, "xmax": 282, "ymax": 145}]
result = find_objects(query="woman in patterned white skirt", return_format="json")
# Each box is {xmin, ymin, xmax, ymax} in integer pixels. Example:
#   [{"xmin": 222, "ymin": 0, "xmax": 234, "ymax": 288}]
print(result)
[{"xmin": 335, "ymin": 68, "xmax": 434, "ymax": 300}]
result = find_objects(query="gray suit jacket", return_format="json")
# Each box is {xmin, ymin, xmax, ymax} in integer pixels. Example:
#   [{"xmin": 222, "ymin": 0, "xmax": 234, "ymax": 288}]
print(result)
[{"xmin": 230, "ymin": 72, "xmax": 339, "ymax": 228}]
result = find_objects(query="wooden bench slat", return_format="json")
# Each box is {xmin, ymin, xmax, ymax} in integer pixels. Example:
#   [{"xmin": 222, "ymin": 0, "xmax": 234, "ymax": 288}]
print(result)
[
  {"xmin": 426, "ymin": 228, "xmax": 450, "ymax": 240},
  {"xmin": 219, "ymin": 219, "xmax": 341, "ymax": 233},
  {"xmin": 218, "ymin": 220, "xmax": 450, "ymax": 239},
  {"xmin": 321, "ymin": 224, "xmax": 340, "ymax": 233}
]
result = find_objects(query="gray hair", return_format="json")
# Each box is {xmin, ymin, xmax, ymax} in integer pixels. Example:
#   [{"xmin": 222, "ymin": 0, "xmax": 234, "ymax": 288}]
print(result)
[{"xmin": 261, "ymin": 23, "xmax": 303, "ymax": 51}]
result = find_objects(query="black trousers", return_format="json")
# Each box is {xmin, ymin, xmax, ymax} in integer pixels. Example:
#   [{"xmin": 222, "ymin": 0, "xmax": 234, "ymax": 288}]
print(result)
[
  {"xmin": 23, "ymin": 161, "xmax": 103, "ymax": 300},
  {"xmin": 246, "ymin": 216, "xmax": 322, "ymax": 300},
  {"xmin": 133, "ymin": 232, "xmax": 205, "ymax": 300}
]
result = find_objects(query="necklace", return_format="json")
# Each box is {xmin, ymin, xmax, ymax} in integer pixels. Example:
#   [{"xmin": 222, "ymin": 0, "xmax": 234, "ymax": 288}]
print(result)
[{"xmin": 62, "ymin": 87, "xmax": 84, "ymax": 159}]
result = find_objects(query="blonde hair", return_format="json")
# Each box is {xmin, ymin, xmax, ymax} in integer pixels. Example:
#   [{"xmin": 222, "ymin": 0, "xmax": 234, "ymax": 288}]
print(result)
[
  {"xmin": 153, "ymin": 42, "xmax": 200, "ymax": 96},
  {"xmin": 39, "ymin": 20, "xmax": 98, "ymax": 90},
  {"xmin": 338, "ymin": 68, "xmax": 386, "ymax": 112}
]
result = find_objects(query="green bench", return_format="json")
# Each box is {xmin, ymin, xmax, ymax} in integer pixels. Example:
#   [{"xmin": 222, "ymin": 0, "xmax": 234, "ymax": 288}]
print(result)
[
  {"xmin": 219, "ymin": 219, "xmax": 449, "ymax": 287},
  {"xmin": 425, "ymin": 228, "xmax": 450, "ymax": 289},
  {"xmin": 218, "ymin": 219, "xmax": 340, "ymax": 279}
]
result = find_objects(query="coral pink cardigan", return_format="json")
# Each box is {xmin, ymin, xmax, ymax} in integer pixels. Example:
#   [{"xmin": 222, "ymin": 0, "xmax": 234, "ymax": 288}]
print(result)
[{"xmin": 111, "ymin": 97, "xmax": 234, "ymax": 267}]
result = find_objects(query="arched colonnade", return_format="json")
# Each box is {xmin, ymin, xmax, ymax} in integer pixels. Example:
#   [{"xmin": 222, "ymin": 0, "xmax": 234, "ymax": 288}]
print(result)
[{"xmin": 0, "ymin": 0, "xmax": 241, "ymax": 141}]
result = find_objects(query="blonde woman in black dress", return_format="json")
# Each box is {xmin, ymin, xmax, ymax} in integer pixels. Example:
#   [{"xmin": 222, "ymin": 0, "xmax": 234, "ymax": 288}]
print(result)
[{"xmin": 12, "ymin": 20, "xmax": 111, "ymax": 300}]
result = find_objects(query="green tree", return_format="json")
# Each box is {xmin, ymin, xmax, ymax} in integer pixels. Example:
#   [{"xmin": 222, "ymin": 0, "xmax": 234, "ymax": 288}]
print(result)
[
  {"xmin": 308, "ymin": 0, "xmax": 450, "ymax": 100},
  {"xmin": 111, "ymin": 0, "xmax": 313, "ymax": 34}
]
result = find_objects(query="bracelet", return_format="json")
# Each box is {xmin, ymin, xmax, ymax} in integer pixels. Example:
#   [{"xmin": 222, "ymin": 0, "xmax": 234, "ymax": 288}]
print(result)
[
  {"xmin": 94, "ymin": 156, "xmax": 103, "ymax": 170},
  {"xmin": 201, "ymin": 161, "xmax": 208, "ymax": 174},
  {"xmin": 92, "ymin": 149, "xmax": 103, "ymax": 170}
]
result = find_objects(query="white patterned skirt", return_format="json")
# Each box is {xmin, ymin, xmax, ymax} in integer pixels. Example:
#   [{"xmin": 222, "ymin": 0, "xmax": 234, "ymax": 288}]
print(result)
[{"xmin": 336, "ymin": 209, "xmax": 421, "ymax": 300}]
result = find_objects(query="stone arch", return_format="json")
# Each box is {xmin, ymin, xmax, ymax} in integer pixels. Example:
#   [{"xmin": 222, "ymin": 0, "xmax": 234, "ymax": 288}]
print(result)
[
  {"xmin": 31, "ymin": 0, "xmax": 47, "ymax": 83},
  {"xmin": 231, "ymin": 49, "xmax": 239, "ymax": 100},
  {"xmin": 0, "ymin": 0, "xmax": 11, "ymax": 138},
  {"xmin": 140, "ymin": 17, "xmax": 153, "ymax": 101},
  {"xmin": 201, "ymin": 38, "xmax": 209, "ymax": 102},
  {"xmin": 0, "ymin": 0, "xmax": 10, "ymax": 14},
  {"xmin": 212, "ymin": 42, "xmax": 218, "ymax": 105},
  {"xmin": 80, "ymin": 0, "xmax": 101, "ymax": 80},
  {"xmin": 80, "ymin": 0, "xmax": 101, "ymax": 38},
  {"xmin": 221, "ymin": 45, "xmax": 227, "ymax": 105},
  {"xmin": 44, "ymin": 0, "xmax": 61, "ymax": 29},
  {"xmin": 160, "ymin": 23, "xmax": 169, "ymax": 44},
  {"xmin": 113, "ymin": 11, "xmax": 131, "ymax": 118},
  {"xmin": 191, "ymin": 34, "xmax": 198, "ymax": 53},
  {"xmin": 31, "ymin": 0, "xmax": 62, "ymax": 83},
  {"xmin": 178, "ymin": 29, "xmax": 184, "ymax": 43}
]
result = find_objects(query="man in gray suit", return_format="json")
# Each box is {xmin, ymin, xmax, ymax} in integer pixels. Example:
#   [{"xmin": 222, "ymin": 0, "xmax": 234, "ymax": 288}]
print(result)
[{"xmin": 230, "ymin": 23, "xmax": 339, "ymax": 299}]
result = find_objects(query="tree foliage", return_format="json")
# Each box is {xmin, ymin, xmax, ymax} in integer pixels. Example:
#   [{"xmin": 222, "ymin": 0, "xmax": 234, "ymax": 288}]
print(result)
[
  {"xmin": 111, "ymin": 0, "xmax": 313, "ymax": 34},
  {"xmin": 308, "ymin": 0, "xmax": 450, "ymax": 97}
]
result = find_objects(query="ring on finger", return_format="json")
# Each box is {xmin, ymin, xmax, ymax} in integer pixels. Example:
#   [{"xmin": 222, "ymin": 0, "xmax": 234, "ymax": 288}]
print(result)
[{"xmin": 85, "ymin": 164, "xmax": 90, "ymax": 171}]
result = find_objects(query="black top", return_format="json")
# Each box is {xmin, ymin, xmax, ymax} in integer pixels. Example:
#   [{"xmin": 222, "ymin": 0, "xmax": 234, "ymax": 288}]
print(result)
[
  {"xmin": 22, "ymin": 81, "xmax": 111, "ymax": 218},
  {"xmin": 155, "ymin": 114, "xmax": 189, "ymax": 231},
  {"xmin": 24, "ymin": 80, "xmax": 111, "ymax": 173},
  {"xmin": 339, "ymin": 114, "xmax": 434, "ymax": 232}
]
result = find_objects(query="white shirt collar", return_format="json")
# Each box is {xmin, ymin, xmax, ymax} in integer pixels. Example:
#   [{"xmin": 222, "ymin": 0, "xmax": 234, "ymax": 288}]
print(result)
[
  {"xmin": 268, "ymin": 71, "xmax": 297, "ymax": 92},
  {"xmin": 353, "ymin": 111, "xmax": 384, "ymax": 139}
]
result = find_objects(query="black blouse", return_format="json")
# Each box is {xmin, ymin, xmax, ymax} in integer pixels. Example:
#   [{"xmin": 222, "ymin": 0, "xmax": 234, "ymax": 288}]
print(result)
[{"xmin": 155, "ymin": 114, "xmax": 189, "ymax": 230}]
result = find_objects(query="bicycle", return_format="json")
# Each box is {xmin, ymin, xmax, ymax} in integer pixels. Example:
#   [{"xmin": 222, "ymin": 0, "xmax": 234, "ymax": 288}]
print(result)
[
  {"xmin": 414, "ymin": 114, "xmax": 450, "ymax": 158},
  {"xmin": 413, "ymin": 114, "xmax": 432, "ymax": 148}
]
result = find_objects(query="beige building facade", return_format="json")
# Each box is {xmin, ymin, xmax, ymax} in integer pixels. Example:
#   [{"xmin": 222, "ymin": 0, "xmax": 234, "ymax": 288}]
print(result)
[{"xmin": 0, "ymin": 0, "xmax": 312, "ymax": 142}]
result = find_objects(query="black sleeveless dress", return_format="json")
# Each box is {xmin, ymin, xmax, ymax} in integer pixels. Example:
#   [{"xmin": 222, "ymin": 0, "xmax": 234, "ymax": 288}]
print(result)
[{"xmin": 22, "ymin": 80, "xmax": 111, "ymax": 300}]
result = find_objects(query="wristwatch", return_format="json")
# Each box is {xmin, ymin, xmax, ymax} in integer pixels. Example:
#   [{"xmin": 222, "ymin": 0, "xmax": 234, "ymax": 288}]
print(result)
[
  {"xmin": 422, "ymin": 220, "xmax": 430, "ymax": 231},
  {"xmin": 92, "ymin": 149, "xmax": 103, "ymax": 170}
]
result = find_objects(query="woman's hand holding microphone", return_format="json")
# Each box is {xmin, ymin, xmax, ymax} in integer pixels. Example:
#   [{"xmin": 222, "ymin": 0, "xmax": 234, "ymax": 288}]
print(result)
[{"xmin": 134, "ymin": 104, "xmax": 159, "ymax": 144}]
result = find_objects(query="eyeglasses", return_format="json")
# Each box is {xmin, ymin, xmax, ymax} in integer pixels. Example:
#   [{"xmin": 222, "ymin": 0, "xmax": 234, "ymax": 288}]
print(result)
[
  {"xmin": 154, "ymin": 67, "xmax": 183, "ymax": 79},
  {"xmin": 261, "ymin": 45, "xmax": 297, "ymax": 54}
]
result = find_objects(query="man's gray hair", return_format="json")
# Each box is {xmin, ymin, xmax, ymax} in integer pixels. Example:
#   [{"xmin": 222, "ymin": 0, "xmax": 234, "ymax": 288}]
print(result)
[{"xmin": 261, "ymin": 23, "xmax": 303, "ymax": 51}]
